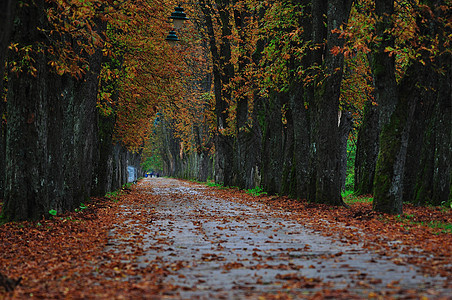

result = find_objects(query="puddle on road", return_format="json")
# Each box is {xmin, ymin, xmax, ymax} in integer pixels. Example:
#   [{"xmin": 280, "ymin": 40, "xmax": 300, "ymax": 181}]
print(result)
[{"xmin": 107, "ymin": 178, "xmax": 450, "ymax": 299}]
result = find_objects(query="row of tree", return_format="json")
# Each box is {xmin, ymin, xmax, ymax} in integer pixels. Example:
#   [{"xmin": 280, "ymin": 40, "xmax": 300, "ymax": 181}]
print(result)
[
  {"xmin": 0, "ymin": 0, "xmax": 183, "ymax": 221},
  {"xmin": 0, "ymin": 0, "xmax": 450, "ymax": 221},
  {"xmin": 157, "ymin": 0, "xmax": 451, "ymax": 214}
]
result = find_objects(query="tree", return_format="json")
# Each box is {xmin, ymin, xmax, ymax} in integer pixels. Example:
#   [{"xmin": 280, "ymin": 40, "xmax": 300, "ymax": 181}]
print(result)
[
  {"xmin": 402, "ymin": 2, "xmax": 451, "ymax": 206},
  {"xmin": 1, "ymin": 0, "xmax": 105, "ymax": 221},
  {"xmin": 372, "ymin": 0, "xmax": 451, "ymax": 213},
  {"xmin": 0, "ymin": 0, "xmax": 16, "ymax": 200},
  {"xmin": 310, "ymin": 0, "xmax": 353, "ymax": 205}
]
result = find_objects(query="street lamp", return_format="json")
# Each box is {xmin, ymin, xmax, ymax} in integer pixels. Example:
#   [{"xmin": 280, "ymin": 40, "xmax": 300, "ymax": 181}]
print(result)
[
  {"xmin": 165, "ymin": 30, "xmax": 180, "ymax": 46},
  {"xmin": 169, "ymin": 6, "xmax": 189, "ymax": 30},
  {"xmin": 166, "ymin": 5, "xmax": 189, "ymax": 45}
]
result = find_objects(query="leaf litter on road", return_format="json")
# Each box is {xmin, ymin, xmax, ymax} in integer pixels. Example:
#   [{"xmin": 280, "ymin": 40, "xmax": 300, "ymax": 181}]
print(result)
[{"xmin": 0, "ymin": 178, "xmax": 451, "ymax": 299}]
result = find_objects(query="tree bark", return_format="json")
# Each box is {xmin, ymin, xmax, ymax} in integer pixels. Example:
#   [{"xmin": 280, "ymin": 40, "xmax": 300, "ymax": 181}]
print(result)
[
  {"xmin": 232, "ymin": 7, "xmax": 261, "ymax": 190},
  {"xmin": 0, "ymin": 0, "xmax": 16, "ymax": 200},
  {"xmin": 311, "ymin": 0, "xmax": 352, "ymax": 205},
  {"xmin": 371, "ymin": 0, "xmax": 402, "ymax": 214},
  {"xmin": 354, "ymin": 100, "xmax": 379, "ymax": 195},
  {"xmin": 373, "ymin": 0, "xmax": 451, "ymax": 211},
  {"xmin": 1, "ymin": 0, "xmax": 103, "ymax": 221},
  {"xmin": 373, "ymin": 65, "xmax": 417, "ymax": 214},
  {"xmin": 339, "ymin": 111, "xmax": 353, "ymax": 192},
  {"xmin": 199, "ymin": 0, "xmax": 235, "ymax": 186},
  {"xmin": 91, "ymin": 112, "xmax": 116, "ymax": 196},
  {"xmin": 1, "ymin": 0, "xmax": 66, "ymax": 221},
  {"xmin": 429, "ymin": 52, "xmax": 451, "ymax": 205},
  {"xmin": 406, "ymin": 3, "xmax": 452, "ymax": 206},
  {"xmin": 260, "ymin": 92, "xmax": 285, "ymax": 194},
  {"xmin": 0, "ymin": 0, "xmax": 16, "ymax": 93},
  {"xmin": 291, "ymin": 85, "xmax": 312, "ymax": 200}
]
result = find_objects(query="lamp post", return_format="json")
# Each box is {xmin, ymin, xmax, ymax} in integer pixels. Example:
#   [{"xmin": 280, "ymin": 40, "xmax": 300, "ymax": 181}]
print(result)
[
  {"xmin": 165, "ymin": 30, "xmax": 180, "ymax": 46},
  {"xmin": 169, "ymin": 6, "xmax": 189, "ymax": 30},
  {"xmin": 165, "ymin": 5, "xmax": 189, "ymax": 45}
]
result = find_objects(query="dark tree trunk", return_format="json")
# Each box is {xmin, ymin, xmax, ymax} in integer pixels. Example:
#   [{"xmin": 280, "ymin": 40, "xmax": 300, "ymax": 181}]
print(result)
[
  {"xmin": 311, "ymin": 0, "xmax": 352, "ymax": 205},
  {"xmin": 406, "ymin": 10, "xmax": 452, "ymax": 206},
  {"xmin": 216, "ymin": 0, "xmax": 235, "ymax": 186},
  {"xmin": 193, "ymin": 125, "xmax": 214, "ymax": 182},
  {"xmin": 414, "ymin": 3, "xmax": 452, "ymax": 206},
  {"xmin": 369, "ymin": 0, "xmax": 397, "ymax": 127},
  {"xmin": 429, "ymin": 52, "xmax": 451, "ymax": 205},
  {"xmin": 260, "ymin": 93, "xmax": 285, "ymax": 194},
  {"xmin": 371, "ymin": 0, "xmax": 402, "ymax": 214},
  {"xmin": 91, "ymin": 113, "xmax": 116, "ymax": 196},
  {"xmin": 374, "ymin": 0, "xmax": 451, "ymax": 211},
  {"xmin": 0, "ymin": 111, "xmax": 5, "ymax": 200},
  {"xmin": 113, "ymin": 144, "xmax": 129, "ymax": 188},
  {"xmin": 403, "ymin": 85, "xmax": 436, "ymax": 205},
  {"xmin": 0, "ymin": 0, "xmax": 16, "ymax": 93},
  {"xmin": 1, "ymin": 1, "xmax": 103, "ymax": 221},
  {"xmin": 232, "ymin": 7, "xmax": 261, "ymax": 190},
  {"xmin": 373, "ymin": 64, "xmax": 417, "ymax": 214},
  {"xmin": 354, "ymin": 100, "xmax": 379, "ymax": 195},
  {"xmin": 0, "ymin": 0, "xmax": 16, "ymax": 200},
  {"xmin": 280, "ymin": 98, "xmax": 296, "ymax": 197},
  {"xmin": 199, "ymin": 0, "xmax": 234, "ymax": 186},
  {"xmin": 2, "ymin": 0, "xmax": 67, "ymax": 221},
  {"xmin": 63, "ymin": 45, "xmax": 103, "ymax": 206},
  {"xmin": 161, "ymin": 120, "xmax": 182, "ymax": 177},
  {"xmin": 289, "ymin": 1, "xmax": 314, "ymax": 201},
  {"xmin": 291, "ymin": 85, "xmax": 312, "ymax": 200},
  {"xmin": 339, "ymin": 111, "xmax": 353, "ymax": 192}
]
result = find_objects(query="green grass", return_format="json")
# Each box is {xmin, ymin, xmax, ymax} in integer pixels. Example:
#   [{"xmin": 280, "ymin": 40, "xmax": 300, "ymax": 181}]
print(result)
[
  {"xmin": 206, "ymin": 181, "xmax": 225, "ymax": 188},
  {"xmin": 427, "ymin": 221, "xmax": 452, "ymax": 234},
  {"xmin": 345, "ymin": 135, "xmax": 357, "ymax": 191},
  {"xmin": 395, "ymin": 214, "xmax": 452, "ymax": 234},
  {"xmin": 205, "ymin": 181, "xmax": 235, "ymax": 189},
  {"xmin": 105, "ymin": 190, "xmax": 121, "ymax": 202},
  {"xmin": 246, "ymin": 186, "xmax": 267, "ymax": 197},
  {"xmin": 342, "ymin": 190, "xmax": 373, "ymax": 204}
]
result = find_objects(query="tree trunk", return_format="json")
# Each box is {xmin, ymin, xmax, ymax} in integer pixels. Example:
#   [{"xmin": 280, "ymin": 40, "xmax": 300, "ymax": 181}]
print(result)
[
  {"xmin": 280, "ymin": 97, "xmax": 296, "ymax": 197},
  {"xmin": 354, "ymin": 100, "xmax": 379, "ymax": 195},
  {"xmin": 374, "ymin": 0, "xmax": 451, "ymax": 211},
  {"xmin": 370, "ymin": 0, "xmax": 402, "ymax": 214},
  {"xmin": 291, "ymin": 85, "xmax": 312, "ymax": 200},
  {"xmin": 339, "ymin": 111, "xmax": 353, "ymax": 192},
  {"xmin": 233, "ymin": 7, "xmax": 261, "ymax": 190},
  {"xmin": 199, "ymin": 0, "xmax": 234, "ymax": 186},
  {"xmin": 311, "ymin": 0, "xmax": 352, "ymax": 205},
  {"xmin": 429, "ymin": 52, "xmax": 451, "ymax": 205},
  {"xmin": 91, "ymin": 113, "xmax": 116, "ymax": 196},
  {"xmin": 0, "ymin": 112, "xmax": 5, "ymax": 200},
  {"xmin": 414, "ymin": 3, "xmax": 452, "ymax": 206},
  {"xmin": 408, "ymin": 35, "xmax": 451, "ymax": 206},
  {"xmin": 403, "ymin": 84, "xmax": 435, "ymax": 205},
  {"xmin": 1, "ymin": 0, "xmax": 66, "ymax": 221},
  {"xmin": 260, "ymin": 93, "xmax": 285, "ymax": 194},
  {"xmin": 1, "ymin": 1, "xmax": 103, "ymax": 221},
  {"xmin": 373, "ymin": 64, "xmax": 417, "ymax": 214},
  {"xmin": 369, "ymin": 0, "xmax": 397, "ymax": 128},
  {"xmin": 0, "ymin": 0, "xmax": 16, "ymax": 94},
  {"xmin": 0, "ymin": 0, "xmax": 16, "ymax": 200},
  {"xmin": 69, "ymin": 46, "xmax": 103, "ymax": 204}
]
